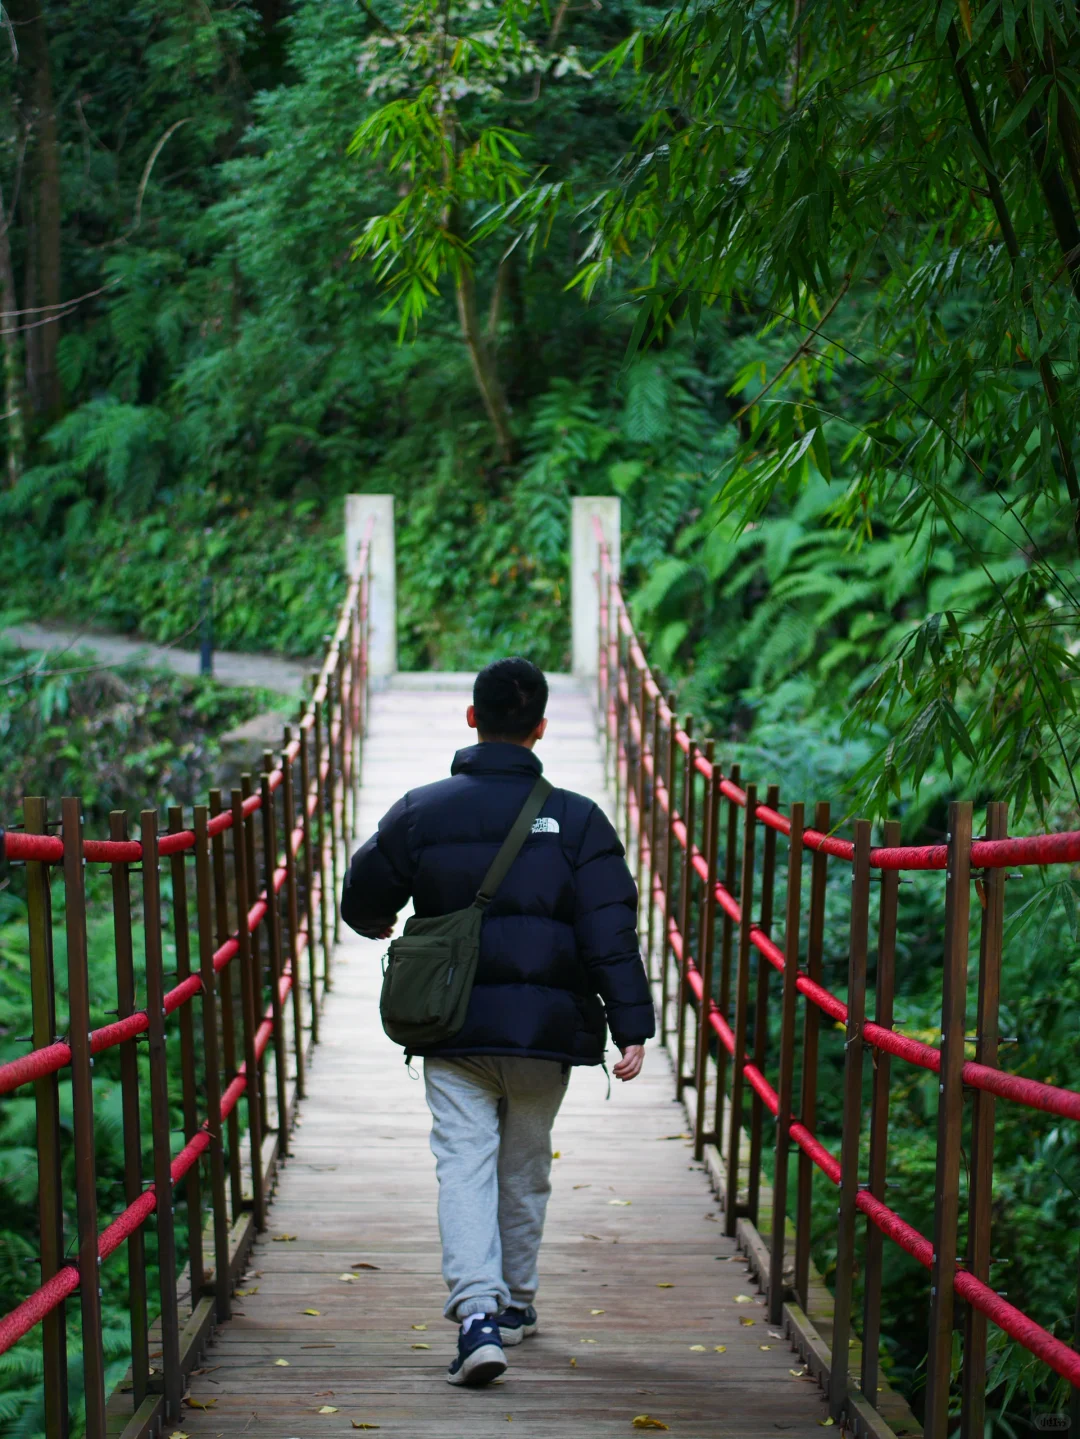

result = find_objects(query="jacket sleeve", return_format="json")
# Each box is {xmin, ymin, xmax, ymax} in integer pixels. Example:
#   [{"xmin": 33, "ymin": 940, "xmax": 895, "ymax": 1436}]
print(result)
[
  {"xmin": 572, "ymin": 803, "xmax": 656, "ymax": 1048},
  {"xmin": 340, "ymin": 794, "xmax": 415, "ymax": 939}
]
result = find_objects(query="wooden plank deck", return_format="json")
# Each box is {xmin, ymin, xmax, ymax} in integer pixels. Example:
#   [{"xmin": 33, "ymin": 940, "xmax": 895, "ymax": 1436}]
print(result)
[{"xmin": 179, "ymin": 675, "xmax": 831, "ymax": 1437}]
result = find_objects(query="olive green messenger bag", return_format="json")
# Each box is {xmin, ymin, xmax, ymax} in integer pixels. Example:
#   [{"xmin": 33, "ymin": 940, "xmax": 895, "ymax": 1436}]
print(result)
[{"xmin": 379, "ymin": 776, "xmax": 553, "ymax": 1050}]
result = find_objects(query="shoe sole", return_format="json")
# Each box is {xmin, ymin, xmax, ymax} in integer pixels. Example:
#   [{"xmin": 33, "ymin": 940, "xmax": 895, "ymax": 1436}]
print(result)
[
  {"xmin": 447, "ymin": 1344, "xmax": 507, "ymax": 1387},
  {"xmin": 499, "ymin": 1323, "xmax": 537, "ymax": 1348}
]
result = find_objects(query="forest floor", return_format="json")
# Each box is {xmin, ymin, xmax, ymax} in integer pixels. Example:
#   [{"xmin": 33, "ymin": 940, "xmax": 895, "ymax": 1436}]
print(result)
[{"xmin": 3, "ymin": 621, "xmax": 315, "ymax": 696}]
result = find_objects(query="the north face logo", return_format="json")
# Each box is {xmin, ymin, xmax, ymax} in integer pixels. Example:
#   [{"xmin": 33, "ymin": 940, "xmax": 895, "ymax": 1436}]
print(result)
[{"xmin": 532, "ymin": 817, "xmax": 560, "ymax": 834}]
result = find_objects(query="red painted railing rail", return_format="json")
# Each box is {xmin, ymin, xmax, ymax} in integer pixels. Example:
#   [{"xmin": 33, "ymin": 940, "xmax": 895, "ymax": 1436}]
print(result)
[
  {"xmin": 0, "ymin": 519, "xmax": 373, "ymax": 1439},
  {"xmin": 593, "ymin": 515, "xmax": 1080, "ymax": 1435}
]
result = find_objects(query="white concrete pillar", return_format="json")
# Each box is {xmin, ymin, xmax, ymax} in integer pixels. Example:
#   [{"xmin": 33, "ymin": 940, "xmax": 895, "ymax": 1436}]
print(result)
[
  {"xmin": 571, "ymin": 496, "xmax": 621, "ymax": 677},
  {"xmin": 345, "ymin": 494, "xmax": 396, "ymax": 676}
]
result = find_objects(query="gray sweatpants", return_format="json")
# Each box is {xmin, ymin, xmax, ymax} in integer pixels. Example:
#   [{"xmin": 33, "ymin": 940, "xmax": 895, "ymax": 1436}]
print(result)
[{"xmin": 423, "ymin": 1056, "xmax": 568, "ymax": 1322}]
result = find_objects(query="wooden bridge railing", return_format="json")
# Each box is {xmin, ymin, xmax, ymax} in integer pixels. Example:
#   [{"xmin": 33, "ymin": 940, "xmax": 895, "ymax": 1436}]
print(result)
[
  {"xmin": 593, "ymin": 518, "xmax": 1080, "ymax": 1439},
  {"xmin": 0, "ymin": 520, "xmax": 372, "ymax": 1439}
]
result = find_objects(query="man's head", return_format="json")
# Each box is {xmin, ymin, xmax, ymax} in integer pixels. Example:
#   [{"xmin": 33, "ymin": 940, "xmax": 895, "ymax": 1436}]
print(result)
[{"xmin": 467, "ymin": 657, "xmax": 549, "ymax": 747}]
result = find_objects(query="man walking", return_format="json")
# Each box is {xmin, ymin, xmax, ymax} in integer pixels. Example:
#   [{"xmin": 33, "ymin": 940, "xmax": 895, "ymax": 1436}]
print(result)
[{"xmin": 341, "ymin": 657, "xmax": 655, "ymax": 1386}]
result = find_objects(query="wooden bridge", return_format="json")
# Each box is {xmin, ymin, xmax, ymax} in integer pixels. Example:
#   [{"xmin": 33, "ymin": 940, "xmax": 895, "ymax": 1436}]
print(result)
[
  {"xmin": 2, "ymin": 496, "xmax": 1079, "ymax": 1439},
  {"xmin": 175, "ymin": 674, "xmax": 831, "ymax": 1438}
]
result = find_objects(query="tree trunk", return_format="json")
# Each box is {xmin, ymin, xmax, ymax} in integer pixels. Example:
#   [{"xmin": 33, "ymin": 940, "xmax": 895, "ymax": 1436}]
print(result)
[
  {"xmin": 0, "ymin": 180, "xmax": 25, "ymax": 486},
  {"xmin": 9, "ymin": 0, "xmax": 62, "ymax": 419},
  {"xmin": 455, "ymin": 263, "xmax": 515, "ymax": 464}
]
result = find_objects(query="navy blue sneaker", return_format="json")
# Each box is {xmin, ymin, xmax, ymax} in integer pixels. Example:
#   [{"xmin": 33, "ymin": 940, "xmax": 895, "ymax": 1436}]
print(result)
[
  {"xmin": 496, "ymin": 1304, "xmax": 537, "ymax": 1347},
  {"xmin": 447, "ymin": 1317, "xmax": 506, "ymax": 1387}
]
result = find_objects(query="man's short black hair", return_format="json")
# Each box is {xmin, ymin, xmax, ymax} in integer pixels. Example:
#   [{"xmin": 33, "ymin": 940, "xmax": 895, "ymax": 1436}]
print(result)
[{"xmin": 473, "ymin": 657, "xmax": 548, "ymax": 740}]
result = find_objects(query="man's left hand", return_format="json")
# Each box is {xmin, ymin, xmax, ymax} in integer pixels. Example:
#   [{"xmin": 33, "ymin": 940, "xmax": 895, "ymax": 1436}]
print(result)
[{"xmin": 613, "ymin": 1044, "xmax": 645, "ymax": 1081}]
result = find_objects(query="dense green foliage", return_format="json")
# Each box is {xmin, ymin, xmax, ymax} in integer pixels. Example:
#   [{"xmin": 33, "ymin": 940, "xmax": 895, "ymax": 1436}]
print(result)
[{"xmin": 2, "ymin": 0, "xmax": 1080, "ymax": 1430}]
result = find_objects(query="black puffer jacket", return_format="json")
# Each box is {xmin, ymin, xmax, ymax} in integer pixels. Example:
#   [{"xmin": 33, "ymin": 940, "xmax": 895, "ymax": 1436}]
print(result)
[{"xmin": 340, "ymin": 742, "xmax": 655, "ymax": 1065}]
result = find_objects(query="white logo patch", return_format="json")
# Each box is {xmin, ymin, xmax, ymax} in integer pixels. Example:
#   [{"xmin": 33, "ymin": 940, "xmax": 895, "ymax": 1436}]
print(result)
[{"xmin": 531, "ymin": 817, "xmax": 560, "ymax": 834}]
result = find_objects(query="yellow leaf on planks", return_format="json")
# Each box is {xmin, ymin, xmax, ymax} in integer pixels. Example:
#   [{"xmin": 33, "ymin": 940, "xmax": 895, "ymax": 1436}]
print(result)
[
  {"xmin": 714, "ymin": 1346, "xmax": 727, "ymax": 1353},
  {"xmin": 411, "ymin": 1344, "xmax": 431, "ymax": 1350},
  {"xmin": 689, "ymin": 1345, "xmax": 706, "ymax": 1352},
  {"xmin": 272, "ymin": 1234, "xmax": 297, "ymax": 1242},
  {"xmin": 553, "ymin": 1151, "xmax": 561, "ymax": 1158},
  {"xmin": 235, "ymin": 1287, "xmax": 258, "ymax": 1296},
  {"xmin": 569, "ymin": 1357, "xmax": 577, "ymax": 1367},
  {"xmin": 659, "ymin": 1133, "xmax": 690, "ymax": 1140},
  {"xmin": 609, "ymin": 1199, "xmax": 631, "ymax": 1206},
  {"xmin": 734, "ymin": 1294, "xmax": 753, "ymax": 1304},
  {"xmin": 170, "ymin": 1433, "xmax": 190, "ymax": 1438},
  {"xmin": 185, "ymin": 1399, "xmax": 216, "ymax": 1411},
  {"xmin": 739, "ymin": 1317, "xmax": 755, "ymax": 1327},
  {"xmin": 339, "ymin": 1274, "xmax": 357, "ymax": 1282},
  {"xmin": 656, "ymin": 1283, "xmax": 674, "ymax": 1289},
  {"xmin": 820, "ymin": 1420, "xmax": 835, "ymax": 1428},
  {"xmin": 590, "ymin": 1309, "xmax": 605, "ymax": 1315},
  {"xmin": 411, "ymin": 1325, "xmax": 427, "ymax": 1331},
  {"xmin": 759, "ymin": 1344, "xmax": 772, "ymax": 1351},
  {"xmin": 273, "ymin": 1359, "xmax": 290, "ymax": 1367},
  {"xmin": 790, "ymin": 1370, "xmax": 805, "ymax": 1377},
  {"xmin": 318, "ymin": 1406, "xmax": 339, "ymax": 1414},
  {"xmin": 351, "ymin": 1424, "xmax": 380, "ymax": 1431},
  {"xmin": 632, "ymin": 1418, "xmax": 670, "ymax": 1431},
  {"xmin": 573, "ymin": 1184, "xmax": 591, "ymax": 1189},
  {"xmin": 302, "ymin": 1309, "xmax": 322, "ymax": 1316}
]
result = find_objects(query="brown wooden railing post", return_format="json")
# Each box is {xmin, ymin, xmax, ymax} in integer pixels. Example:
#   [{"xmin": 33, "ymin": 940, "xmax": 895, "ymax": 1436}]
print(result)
[
  {"xmin": 795, "ymin": 800, "xmax": 829, "ymax": 1307},
  {"xmin": 261, "ymin": 761, "xmax": 290, "ymax": 1151},
  {"xmin": 961, "ymin": 801, "xmax": 1007, "ymax": 1438},
  {"xmin": 768, "ymin": 801, "xmax": 804, "ymax": 1324},
  {"xmin": 62, "ymin": 796, "xmax": 107, "ymax": 1439},
  {"xmin": 312, "ymin": 688, "xmax": 333, "ymax": 995},
  {"xmin": 194, "ymin": 805, "xmax": 232, "ymax": 1325},
  {"xmin": 675, "ymin": 723, "xmax": 697, "ymax": 1101},
  {"xmin": 282, "ymin": 727, "xmax": 307, "ymax": 1099},
  {"xmin": 693, "ymin": 745, "xmax": 719, "ymax": 1159},
  {"xmin": 140, "ymin": 810, "xmax": 183, "ymax": 1421},
  {"xmin": 714, "ymin": 763, "xmax": 740, "ymax": 1148},
  {"xmin": 299, "ymin": 720, "xmax": 321, "ymax": 1044},
  {"xmin": 829, "ymin": 817, "xmax": 872, "ymax": 1419},
  {"xmin": 925, "ymin": 800, "xmax": 974, "ymax": 1439},
  {"xmin": 748, "ymin": 782, "xmax": 780, "ymax": 1227},
  {"xmin": 327, "ymin": 658, "xmax": 342, "ymax": 946},
  {"xmin": 659, "ymin": 696, "xmax": 678, "ymax": 1045},
  {"xmin": 861, "ymin": 818, "xmax": 901, "ymax": 1407},
  {"xmin": 725, "ymin": 784, "xmax": 757, "ymax": 1236},
  {"xmin": 25, "ymin": 797, "xmax": 69, "ymax": 1439},
  {"xmin": 209, "ymin": 789, "xmax": 243, "ymax": 1220},
  {"xmin": 168, "ymin": 805, "xmax": 205, "ymax": 1305},
  {"xmin": 645, "ymin": 692, "xmax": 663, "ymax": 981},
  {"xmin": 108, "ymin": 810, "xmax": 150, "ymax": 1408},
  {"xmin": 231, "ymin": 788, "xmax": 266, "ymax": 1232}
]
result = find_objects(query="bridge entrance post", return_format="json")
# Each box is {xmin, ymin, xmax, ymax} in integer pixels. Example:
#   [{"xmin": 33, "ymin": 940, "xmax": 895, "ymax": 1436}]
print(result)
[
  {"xmin": 345, "ymin": 494, "xmax": 396, "ymax": 677},
  {"xmin": 571, "ymin": 496, "xmax": 620, "ymax": 678}
]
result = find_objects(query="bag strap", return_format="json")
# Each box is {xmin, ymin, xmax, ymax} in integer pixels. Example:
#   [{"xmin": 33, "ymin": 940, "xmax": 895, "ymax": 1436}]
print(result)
[{"xmin": 475, "ymin": 776, "xmax": 553, "ymax": 908}]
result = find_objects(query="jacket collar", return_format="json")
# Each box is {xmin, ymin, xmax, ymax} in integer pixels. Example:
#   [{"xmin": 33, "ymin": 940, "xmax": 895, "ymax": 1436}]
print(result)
[{"xmin": 451, "ymin": 742, "xmax": 544, "ymax": 778}]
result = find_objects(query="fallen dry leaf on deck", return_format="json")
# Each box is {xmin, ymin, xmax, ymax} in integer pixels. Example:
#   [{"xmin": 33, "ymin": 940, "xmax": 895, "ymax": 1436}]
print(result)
[
  {"xmin": 573, "ymin": 1184, "xmax": 591, "ymax": 1190},
  {"xmin": 410, "ymin": 1343, "xmax": 430, "ymax": 1350},
  {"xmin": 302, "ymin": 1309, "xmax": 322, "ymax": 1316},
  {"xmin": 608, "ymin": 1199, "xmax": 631, "ymax": 1206},
  {"xmin": 632, "ymin": 1417, "xmax": 669, "ymax": 1431},
  {"xmin": 351, "ymin": 1424, "xmax": 380, "ymax": 1431},
  {"xmin": 734, "ymin": 1294, "xmax": 753, "ymax": 1304},
  {"xmin": 235, "ymin": 1288, "xmax": 258, "ymax": 1297},
  {"xmin": 769, "ymin": 1330, "xmax": 783, "ymax": 1338},
  {"xmin": 582, "ymin": 1234, "xmax": 602, "ymax": 1241},
  {"xmin": 590, "ymin": 1309, "xmax": 605, "ymax": 1315},
  {"xmin": 790, "ymin": 1370, "xmax": 805, "ymax": 1377},
  {"xmin": 272, "ymin": 1234, "xmax": 297, "ymax": 1242},
  {"xmin": 714, "ymin": 1346, "xmax": 727, "ymax": 1353},
  {"xmin": 185, "ymin": 1398, "xmax": 216, "ymax": 1411},
  {"xmin": 580, "ymin": 1338, "xmax": 597, "ymax": 1344},
  {"xmin": 569, "ymin": 1357, "xmax": 577, "ymax": 1367},
  {"xmin": 339, "ymin": 1273, "xmax": 357, "ymax": 1282},
  {"xmin": 689, "ymin": 1345, "xmax": 706, "ymax": 1352},
  {"xmin": 351, "ymin": 1262, "xmax": 380, "ymax": 1270},
  {"xmin": 411, "ymin": 1324, "xmax": 427, "ymax": 1331},
  {"xmin": 739, "ymin": 1317, "xmax": 755, "ymax": 1327},
  {"xmin": 656, "ymin": 1283, "xmax": 674, "ymax": 1289},
  {"xmin": 553, "ymin": 1151, "xmax": 561, "ymax": 1158},
  {"xmin": 317, "ymin": 1406, "xmax": 339, "ymax": 1415},
  {"xmin": 759, "ymin": 1344, "xmax": 772, "ymax": 1351},
  {"xmin": 170, "ymin": 1432, "xmax": 189, "ymax": 1438},
  {"xmin": 660, "ymin": 1133, "xmax": 690, "ymax": 1140},
  {"xmin": 273, "ymin": 1359, "xmax": 290, "ymax": 1367},
  {"xmin": 820, "ymin": 1419, "xmax": 834, "ymax": 1428}
]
